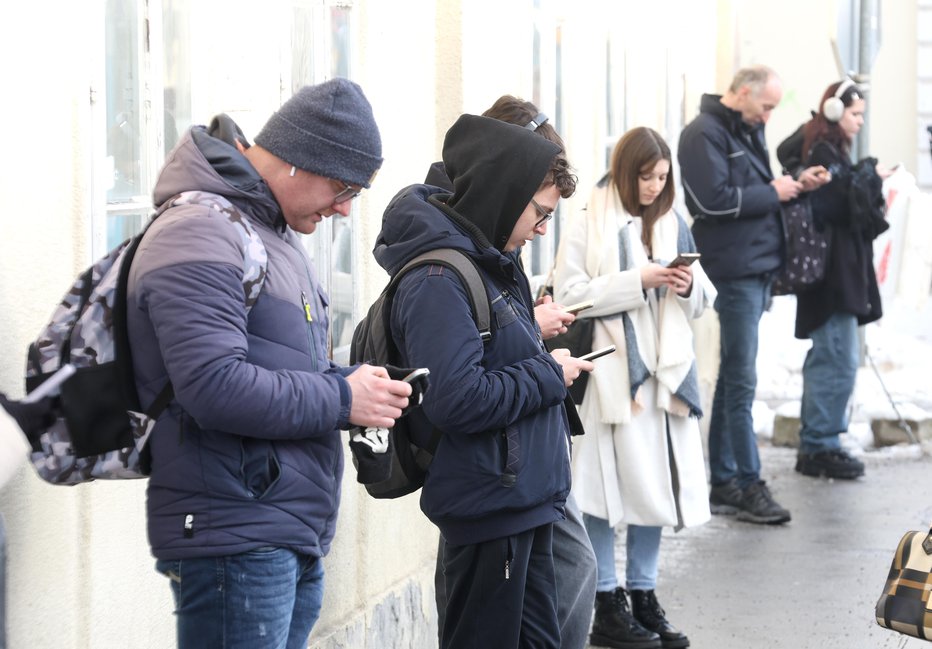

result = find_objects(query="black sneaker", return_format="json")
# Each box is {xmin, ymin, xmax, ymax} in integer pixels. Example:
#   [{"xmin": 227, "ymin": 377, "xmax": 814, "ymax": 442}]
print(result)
[
  {"xmin": 630, "ymin": 589, "xmax": 690, "ymax": 648},
  {"xmin": 736, "ymin": 480, "xmax": 791, "ymax": 525},
  {"xmin": 796, "ymin": 449, "xmax": 865, "ymax": 480},
  {"xmin": 709, "ymin": 479, "xmax": 743, "ymax": 515}
]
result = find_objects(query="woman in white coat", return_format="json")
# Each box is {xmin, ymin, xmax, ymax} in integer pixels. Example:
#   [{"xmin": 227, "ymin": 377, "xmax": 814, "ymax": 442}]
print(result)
[{"xmin": 554, "ymin": 127, "xmax": 714, "ymax": 649}]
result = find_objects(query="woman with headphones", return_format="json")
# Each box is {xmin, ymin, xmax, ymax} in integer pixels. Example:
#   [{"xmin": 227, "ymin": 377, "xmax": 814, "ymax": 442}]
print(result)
[{"xmin": 777, "ymin": 80, "xmax": 893, "ymax": 481}]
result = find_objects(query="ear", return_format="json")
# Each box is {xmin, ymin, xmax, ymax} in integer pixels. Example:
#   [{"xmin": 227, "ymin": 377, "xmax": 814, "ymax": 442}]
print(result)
[{"xmin": 234, "ymin": 138, "xmax": 248, "ymax": 154}]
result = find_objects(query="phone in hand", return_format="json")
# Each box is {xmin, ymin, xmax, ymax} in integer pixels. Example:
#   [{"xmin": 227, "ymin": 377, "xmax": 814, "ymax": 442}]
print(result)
[
  {"xmin": 578, "ymin": 345, "xmax": 616, "ymax": 362},
  {"xmin": 564, "ymin": 300, "xmax": 595, "ymax": 315},
  {"xmin": 667, "ymin": 253, "xmax": 701, "ymax": 268},
  {"xmin": 402, "ymin": 368, "xmax": 430, "ymax": 383}
]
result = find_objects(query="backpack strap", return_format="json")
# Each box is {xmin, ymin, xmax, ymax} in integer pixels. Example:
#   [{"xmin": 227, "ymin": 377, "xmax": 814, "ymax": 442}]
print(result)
[
  {"xmin": 392, "ymin": 248, "xmax": 492, "ymax": 342},
  {"xmin": 138, "ymin": 192, "xmax": 270, "ymax": 419}
]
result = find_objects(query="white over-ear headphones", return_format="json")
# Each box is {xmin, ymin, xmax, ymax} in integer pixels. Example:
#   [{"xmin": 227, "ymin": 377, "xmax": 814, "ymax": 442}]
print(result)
[{"xmin": 822, "ymin": 79, "xmax": 857, "ymax": 122}]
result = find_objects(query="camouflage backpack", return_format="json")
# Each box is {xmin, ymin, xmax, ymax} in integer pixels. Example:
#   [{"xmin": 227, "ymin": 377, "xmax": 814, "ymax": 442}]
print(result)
[{"xmin": 25, "ymin": 191, "xmax": 268, "ymax": 485}]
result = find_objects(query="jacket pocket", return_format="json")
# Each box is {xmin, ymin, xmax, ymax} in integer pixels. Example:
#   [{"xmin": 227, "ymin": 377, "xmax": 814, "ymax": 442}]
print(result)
[
  {"xmin": 491, "ymin": 291, "xmax": 519, "ymax": 329},
  {"xmin": 727, "ymin": 150, "xmax": 751, "ymax": 186},
  {"xmin": 500, "ymin": 425, "xmax": 522, "ymax": 487},
  {"xmin": 239, "ymin": 438, "xmax": 282, "ymax": 499}
]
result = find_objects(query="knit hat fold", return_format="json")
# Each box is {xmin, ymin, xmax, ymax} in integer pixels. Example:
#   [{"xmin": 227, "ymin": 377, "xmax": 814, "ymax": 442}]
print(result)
[{"xmin": 255, "ymin": 78, "xmax": 382, "ymax": 188}]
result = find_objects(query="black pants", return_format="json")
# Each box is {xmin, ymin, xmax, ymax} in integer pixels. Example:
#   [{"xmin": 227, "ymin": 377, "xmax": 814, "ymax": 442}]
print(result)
[{"xmin": 440, "ymin": 524, "xmax": 560, "ymax": 649}]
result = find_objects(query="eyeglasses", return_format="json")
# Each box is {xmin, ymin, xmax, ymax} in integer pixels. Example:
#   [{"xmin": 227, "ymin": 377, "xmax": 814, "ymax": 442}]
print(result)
[
  {"xmin": 530, "ymin": 199, "xmax": 554, "ymax": 228},
  {"xmin": 331, "ymin": 180, "xmax": 362, "ymax": 205}
]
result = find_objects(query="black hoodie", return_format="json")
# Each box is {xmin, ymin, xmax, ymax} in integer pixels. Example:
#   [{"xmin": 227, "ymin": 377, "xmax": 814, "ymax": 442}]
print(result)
[
  {"xmin": 437, "ymin": 114, "xmax": 560, "ymax": 252},
  {"xmin": 373, "ymin": 115, "xmax": 571, "ymax": 545}
]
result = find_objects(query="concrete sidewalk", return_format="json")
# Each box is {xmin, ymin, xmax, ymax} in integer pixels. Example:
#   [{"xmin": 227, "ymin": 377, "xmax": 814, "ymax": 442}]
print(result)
[{"xmin": 597, "ymin": 444, "xmax": 932, "ymax": 649}]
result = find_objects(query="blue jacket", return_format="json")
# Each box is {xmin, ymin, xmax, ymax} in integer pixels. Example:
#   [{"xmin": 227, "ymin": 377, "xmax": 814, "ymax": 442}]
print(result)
[
  {"xmin": 374, "ymin": 183, "xmax": 572, "ymax": 546},
  {"xmin": 678, "ymin": 94, "xmax": 783, "ymax": 280},
  {"xmin": 127, "ymin": 123, "xmax": 352, "ymax": 560}
]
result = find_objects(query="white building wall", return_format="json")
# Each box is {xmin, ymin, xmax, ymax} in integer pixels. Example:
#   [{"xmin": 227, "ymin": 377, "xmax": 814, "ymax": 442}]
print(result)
[{"xmin": 0, "ymin": 2, "xmax": 923, "ymax": 648}]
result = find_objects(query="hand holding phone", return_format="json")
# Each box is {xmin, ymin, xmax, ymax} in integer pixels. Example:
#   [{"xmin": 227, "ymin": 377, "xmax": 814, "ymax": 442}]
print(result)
[
  {"xmin": 563, "ymin": 300, "xmax": 595, "ymax": 315},
  {"xmin": 667, "ymin": 253, "xmax": 700, "ymax": 268},
  {"xmin": 402, "ymin": 368, "xmax": 430, "ymax": 383},
  {"xmin": 579, "ymin": 345, "xmax": 616, "ymax": 362}
]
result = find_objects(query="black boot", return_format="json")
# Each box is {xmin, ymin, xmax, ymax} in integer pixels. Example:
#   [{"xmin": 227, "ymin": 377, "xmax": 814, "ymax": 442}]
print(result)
[
  {"xmin": 590, "ymin": 587, "xmax": 662, "ymax": 649},
  {"xmin": 629, "ymin": 589, "xmax": 689, "ymax": 648}
]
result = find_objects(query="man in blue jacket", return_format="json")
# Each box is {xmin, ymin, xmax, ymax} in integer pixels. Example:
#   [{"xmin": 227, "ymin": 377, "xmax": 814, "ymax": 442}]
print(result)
[
  {"xmin": 375, "ymin": 114, "xmax": 591, "ymax": 648},
  {"xmin": 678, "ymin": 66, "xmax": 827, "ymax": 526},
  {"xmin": 127, "ymin": 79, "xmax": 412, "ymax": 649}
]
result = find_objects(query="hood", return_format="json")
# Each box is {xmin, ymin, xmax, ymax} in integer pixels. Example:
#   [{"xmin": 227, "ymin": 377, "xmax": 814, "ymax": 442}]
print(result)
[
  {"xmin": 152, "ymin": 115, "xmax": 283, "ymax": 228},
  {"xmin": 424, "ymin": 161, "xmax": 453, "ymax": 190},
  {"xmin": 374, "ymin": 184, "xmax": 512, "ymax": 278},
  {"xmin": 442, "ymin": 115, "xmax": 560, "ymax": 252}
]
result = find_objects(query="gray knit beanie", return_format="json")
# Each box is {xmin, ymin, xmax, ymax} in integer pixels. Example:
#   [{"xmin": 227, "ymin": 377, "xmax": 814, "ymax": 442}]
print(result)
[{"xmin": 254, "ymin": 78, "xmax": 382, "ymax": 187}]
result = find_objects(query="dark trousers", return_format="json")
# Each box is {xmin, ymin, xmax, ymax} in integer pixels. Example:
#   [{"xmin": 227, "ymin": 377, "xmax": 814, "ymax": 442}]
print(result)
[{"xmin": 440, "ymin": 524, "xmax": 560, "ymax": 649}]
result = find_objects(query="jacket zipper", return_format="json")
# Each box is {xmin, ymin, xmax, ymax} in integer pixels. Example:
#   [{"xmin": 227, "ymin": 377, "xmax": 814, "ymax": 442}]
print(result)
[
  {"xmin": 301, "ymin": 291, "xmax": 315, "ymax": 360},
  {"xmin": 292, "ymin": 242, "xmax": 319, "ymax": 363}
]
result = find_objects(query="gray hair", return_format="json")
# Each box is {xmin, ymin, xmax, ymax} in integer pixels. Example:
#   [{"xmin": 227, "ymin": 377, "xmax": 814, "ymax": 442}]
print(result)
[{"xmin": 728, "ymin": 65, "xmax": 778, "ymax": 95}]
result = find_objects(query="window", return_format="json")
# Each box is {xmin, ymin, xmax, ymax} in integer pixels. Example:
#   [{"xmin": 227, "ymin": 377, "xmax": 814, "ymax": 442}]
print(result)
[
  {"xmin": 524, "ymin": 2, "xmax": 562, "ymax": 297},
  {"xmin": 94, "ymin": 0, "xmax": 356, "ymax": 360}
]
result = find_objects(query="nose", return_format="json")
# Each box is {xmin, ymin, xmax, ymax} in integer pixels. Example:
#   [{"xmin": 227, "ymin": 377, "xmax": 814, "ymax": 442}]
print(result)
[
  {"xmin": 534, "ymin": 220, "xmax": 548, "ymax": 235},
  {"xmin": 332, "ymin": 200, "xmax": 353, "ymax": 217}
]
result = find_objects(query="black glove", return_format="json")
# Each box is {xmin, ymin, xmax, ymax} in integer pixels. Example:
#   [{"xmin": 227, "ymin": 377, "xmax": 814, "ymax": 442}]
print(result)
[
  {"xmin": 0, "ymin": 393, "xmax": 55, "ymax": 445},
  {"xmin": 348, "ymin": 426, "xmax": 393, "ymax": 485},
  {"xmin": 384, "ymin": 365, "xmax": 430, "ymax": 417}
]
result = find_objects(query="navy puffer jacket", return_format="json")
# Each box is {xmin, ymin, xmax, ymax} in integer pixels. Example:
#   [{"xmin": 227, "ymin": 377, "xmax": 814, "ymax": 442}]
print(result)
[{"xmin": 127, "ymin": 122, "xmax": 352, "ymax": 561}]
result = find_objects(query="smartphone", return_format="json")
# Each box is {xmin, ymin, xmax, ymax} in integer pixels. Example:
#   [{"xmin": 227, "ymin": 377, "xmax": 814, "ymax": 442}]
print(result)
[
  {"xmin": 564, "ymin": 300, "xmax": 595, "ymax": 315},
  {"xmin": 23, "ymin": 363, "xmax": 76, "ymax": 403},
  {"xmin": 579, "ymin": 345, "xmax": 616, "ymax": 362},
  {"xmin": 667, "ymin": 253, "xmax": 701, "ymax": 268},
  {"xmin": 402, "ymin": 368, "xmax": 430, "ymax": 383}
]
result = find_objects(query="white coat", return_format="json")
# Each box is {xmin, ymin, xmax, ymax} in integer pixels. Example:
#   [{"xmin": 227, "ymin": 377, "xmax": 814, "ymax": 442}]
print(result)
[{"xmin": 554, "ymin": 182, "xmax": 714, "ymax": 529}]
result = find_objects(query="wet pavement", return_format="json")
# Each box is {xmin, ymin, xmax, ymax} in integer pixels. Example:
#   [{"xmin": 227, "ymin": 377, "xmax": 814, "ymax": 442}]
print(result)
[{"xmin": 595, "ymin": 444, "xmax": 932, "ymax": 649}]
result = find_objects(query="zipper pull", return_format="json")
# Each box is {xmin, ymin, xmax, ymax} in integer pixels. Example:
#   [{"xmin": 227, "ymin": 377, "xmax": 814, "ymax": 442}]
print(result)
[
  {"xmin": 504, "ymin": 559, "xmax": 511, "ymax": 580},
  {"xmin": 301, "ymin": 292, "xmax": 313, "ymax": 322}
]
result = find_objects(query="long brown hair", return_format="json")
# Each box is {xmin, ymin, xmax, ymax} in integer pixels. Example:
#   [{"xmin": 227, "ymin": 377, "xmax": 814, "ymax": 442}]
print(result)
[
  {"xmin": 801, "ymin": 81, "xmax": 862, "ymax": 161},
  {"xmin": 609, "ymin": 127, "xmax": 674, "ymax": 251}
]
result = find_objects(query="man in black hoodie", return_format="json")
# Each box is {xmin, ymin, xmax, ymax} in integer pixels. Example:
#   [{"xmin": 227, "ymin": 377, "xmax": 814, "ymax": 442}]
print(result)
[
  {"xmin": 375, "ymin": 114, "xmax": 590, "ymax": 648},
  {"xmin": 426, "ymin": 97, "xmax": 597, "ymax": 649}
]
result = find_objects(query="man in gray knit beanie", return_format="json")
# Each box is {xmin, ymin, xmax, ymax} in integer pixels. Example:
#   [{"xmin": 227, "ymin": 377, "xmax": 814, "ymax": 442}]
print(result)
[
  {"xmin": 235, "ymin": 77, "xmax": 384, "ymax": 235},
  {"xmin": 255, "ymin": 78, "xmax": 383, "ymax": 189},
  {"xmin": 134, "ymin": 77, "xmax": 411, "ymax": 649}
]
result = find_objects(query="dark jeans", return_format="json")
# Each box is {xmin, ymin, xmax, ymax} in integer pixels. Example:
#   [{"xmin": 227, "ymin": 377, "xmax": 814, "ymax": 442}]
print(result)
[
  {"xmin": 441, "ymin": 524, "xmax": 560, "ymax": 649},
  {"xmin": 708, "ymin": 275, "xmax": 771, "ymax": 489},
  {"xmin": 156, "ymin": 547, "xmax": 324, "ymax": 649}
]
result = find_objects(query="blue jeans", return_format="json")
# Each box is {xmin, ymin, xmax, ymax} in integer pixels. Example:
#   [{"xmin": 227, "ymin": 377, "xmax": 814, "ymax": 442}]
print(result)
[
  {"xmin": 584, "ymin": 515, "xmax": 662, "ymax": 591},
  {"xmin": 799, "ymin": 313, "xmax": 860, "ymax": 454},
  {"xmin": 708, "ymin": 276, "xmax": 771, "ymax": 489},
  {"xmin": 156, "ymin": 547, "xmax": 324, "ymax": 649}
]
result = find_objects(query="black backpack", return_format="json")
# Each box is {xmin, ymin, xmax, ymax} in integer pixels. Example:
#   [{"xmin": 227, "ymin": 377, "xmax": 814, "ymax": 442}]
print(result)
[{"xmin": 349, "ymin": 248, "xmax": 491, "ymax": 499}]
